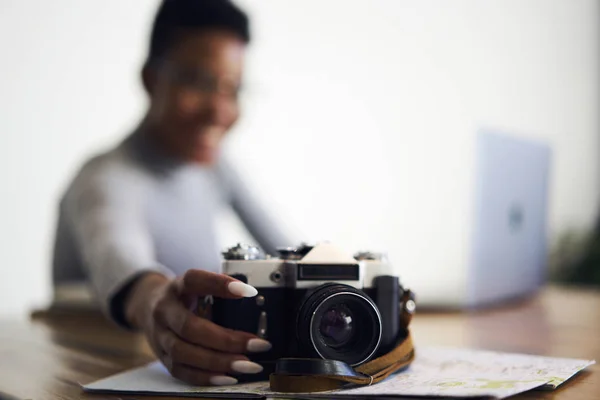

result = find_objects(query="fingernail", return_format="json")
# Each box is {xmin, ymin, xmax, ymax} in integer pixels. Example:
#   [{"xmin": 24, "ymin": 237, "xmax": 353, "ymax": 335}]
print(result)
[
  {"xmin": 247, "ymin": 338, "xmax": 272, "ymax": 352},
  {"xmin": 231, "ymin": 360, "xmax": 264, "ymax": 374},
  {"xmin": 209, "ymin": 375, "xmax": 238, "ymax": 386},
  {"xmin": 228, "ymin": 281, "xmax": 258, "ymax": 297}
]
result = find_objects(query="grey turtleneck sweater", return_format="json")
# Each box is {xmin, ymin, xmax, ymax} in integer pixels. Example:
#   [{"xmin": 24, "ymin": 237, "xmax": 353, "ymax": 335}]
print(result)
[{"xmin": 52, "ymin": 129, "xmax": 293, "ymax": 323}]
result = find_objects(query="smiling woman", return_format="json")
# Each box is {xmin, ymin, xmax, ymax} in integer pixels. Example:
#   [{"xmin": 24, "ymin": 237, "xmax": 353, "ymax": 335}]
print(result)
[{"xmin": 50, "ymin": 0, "xmax": 296, "ymax": 387}]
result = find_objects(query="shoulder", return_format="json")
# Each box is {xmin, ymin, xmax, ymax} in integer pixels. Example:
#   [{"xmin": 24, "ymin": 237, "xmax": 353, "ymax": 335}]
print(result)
[
  {"xmin": 213, "ymin": 155, "xmax": 235, "ymax": 181},
  {"xmin": 211, "ymin": 154, "xmax": 244, "ymax": 194},
  {"xmin": 62, "ymin": 142, "xmax": 153, "ymax": 205},
  {"xmin": 81, "ymin": 146, "xmax": 146, "ymax": 182}
]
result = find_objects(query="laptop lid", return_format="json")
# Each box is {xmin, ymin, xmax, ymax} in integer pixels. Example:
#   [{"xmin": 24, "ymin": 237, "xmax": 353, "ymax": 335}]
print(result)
[{"xmin": 468, "ymin": 129, "xmax": 552, "ymax": 307}]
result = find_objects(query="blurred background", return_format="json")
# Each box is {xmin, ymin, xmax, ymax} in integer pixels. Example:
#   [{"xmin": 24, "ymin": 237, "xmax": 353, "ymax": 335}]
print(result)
[{"xmin": 0, "ymin": 0, "xmax": 598, "ymax": 318}]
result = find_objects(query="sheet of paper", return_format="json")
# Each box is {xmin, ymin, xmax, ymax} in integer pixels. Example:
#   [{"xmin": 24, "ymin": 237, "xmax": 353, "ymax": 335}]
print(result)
[{"xmin": 82, "ymin": 346, "xmax": 595, "ymax": 399}]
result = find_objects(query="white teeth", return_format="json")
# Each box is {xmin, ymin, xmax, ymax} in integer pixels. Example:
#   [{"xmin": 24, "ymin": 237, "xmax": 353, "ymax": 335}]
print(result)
[
  {"xmin": 209, "ymin": 376, "xmax": 238, "ymax": 386},
  {"xmin": 231, "ymin": 360, "xmax": 264, "ymax": 374},
  {"xmin": 228, "ymin": 281, "xmax": 258, "ymax": 297},
  {"xmin": 247, "ymin": 338, "xmax": 273, "ymax": 352}
]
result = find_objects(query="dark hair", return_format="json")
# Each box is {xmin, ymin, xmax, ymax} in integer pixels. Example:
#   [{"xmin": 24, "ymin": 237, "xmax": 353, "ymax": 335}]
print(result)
[{"xmin": 146, "ymin": 0, "xmax": 250, "ymax": 66}]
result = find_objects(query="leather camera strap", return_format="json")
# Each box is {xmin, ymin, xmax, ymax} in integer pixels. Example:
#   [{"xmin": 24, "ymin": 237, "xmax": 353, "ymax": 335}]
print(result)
[{"xmin": 269, "ymin": 290, "xmax": 416, "ymax": 393}]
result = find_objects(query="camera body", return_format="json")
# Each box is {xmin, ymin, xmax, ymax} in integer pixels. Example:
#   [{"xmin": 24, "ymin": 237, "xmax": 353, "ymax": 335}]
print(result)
[{"xmin": 206, "ymin": 242, "xmax": 411, "ymax": 381}]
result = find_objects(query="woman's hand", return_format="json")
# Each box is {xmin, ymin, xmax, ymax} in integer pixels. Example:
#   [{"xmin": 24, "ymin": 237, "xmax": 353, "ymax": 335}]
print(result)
[{"xmin": 124, "ymin": 270, "xmax": 272, "ymax": 386}]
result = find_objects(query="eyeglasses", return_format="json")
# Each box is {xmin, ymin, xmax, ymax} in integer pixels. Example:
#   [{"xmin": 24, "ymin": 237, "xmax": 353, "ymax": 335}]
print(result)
[{"xmin": 159, "ymin": 63, "xmax": 242, "ymax": 100}]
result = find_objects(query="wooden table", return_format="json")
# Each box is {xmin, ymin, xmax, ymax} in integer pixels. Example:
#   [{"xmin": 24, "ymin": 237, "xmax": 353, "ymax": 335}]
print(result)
[{"xmin": 0, "ymin": 285, "xmax": 598, "ymax": 400}]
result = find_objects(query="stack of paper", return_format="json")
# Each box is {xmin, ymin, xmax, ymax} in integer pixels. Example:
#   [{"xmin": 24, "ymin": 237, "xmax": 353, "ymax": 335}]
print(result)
[{"xmin": 83, "ymin": 347, "xmax": 595, "ymax": 399}]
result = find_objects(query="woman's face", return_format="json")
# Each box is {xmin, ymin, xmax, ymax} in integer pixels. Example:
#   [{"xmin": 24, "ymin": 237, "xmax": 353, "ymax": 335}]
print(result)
[{"xmin": 145, "ymin": 29, "xmax": 245, "ymax": 165}]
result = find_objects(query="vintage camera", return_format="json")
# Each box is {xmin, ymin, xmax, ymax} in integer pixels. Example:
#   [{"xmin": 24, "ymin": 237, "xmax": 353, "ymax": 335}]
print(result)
[{"xmin": 206, "ymin": 242, "xmax": 414, "ymax": 381}]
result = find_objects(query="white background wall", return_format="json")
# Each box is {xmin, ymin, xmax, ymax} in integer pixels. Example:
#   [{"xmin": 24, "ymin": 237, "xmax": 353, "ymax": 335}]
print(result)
[{"xmin": 0, "ymin": 0, "xmax": 598, "ymax": 318}]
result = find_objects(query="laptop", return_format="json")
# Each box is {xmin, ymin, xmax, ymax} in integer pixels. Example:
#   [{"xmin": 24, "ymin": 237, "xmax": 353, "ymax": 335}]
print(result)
[{"xmin": 466, "ymin": 129, "xmax": 552, "ymax": 308}]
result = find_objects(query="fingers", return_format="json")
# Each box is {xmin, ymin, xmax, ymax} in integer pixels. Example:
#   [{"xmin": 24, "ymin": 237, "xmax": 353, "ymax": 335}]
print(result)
[
  {"xmin": 157, "ymin": 327, "xmax": 263, "ymax": 375},
  {"xmin": 154, "ymin": 294, "xmax": 271, "ymax": 354},
  {"xmin": 180, "ymin": 317, "xmax": 255, "ymax": 353},
  {"xmin": 178, "ymin": 269, "xmax": 257, "ymax": 299},
  {"xmin": 148, "ymin": 279, "xmax": 273, "ymax": 387},
  {"xmin": 167, "ymin": 362, "xmax": 239, "ymax": 386}
]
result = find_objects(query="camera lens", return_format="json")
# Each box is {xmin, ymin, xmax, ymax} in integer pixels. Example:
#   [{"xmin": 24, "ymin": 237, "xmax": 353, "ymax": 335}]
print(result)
[
  {"xmin": 319, "ymin": 304, "xmax": 355, "ymax": 348},
  {"xmin": 296, "ymin": 283, "xmax": 382, "ymax": 366}
]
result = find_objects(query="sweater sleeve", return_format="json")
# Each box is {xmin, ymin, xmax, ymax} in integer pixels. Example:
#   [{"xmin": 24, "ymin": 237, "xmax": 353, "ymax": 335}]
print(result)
[{"xmin": 63, "ymin": 158, "xmax": 174, "ymax": 324}]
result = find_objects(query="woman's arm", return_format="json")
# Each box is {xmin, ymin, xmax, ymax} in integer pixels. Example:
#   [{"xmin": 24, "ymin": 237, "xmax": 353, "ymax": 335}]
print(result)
[
  {"xmin": 63, "ymin": 161, "xmax": 174, "ymax": 325},
  {"xmin": 61, "ymin": 158, "xmax": 272, "ymax": 386}
]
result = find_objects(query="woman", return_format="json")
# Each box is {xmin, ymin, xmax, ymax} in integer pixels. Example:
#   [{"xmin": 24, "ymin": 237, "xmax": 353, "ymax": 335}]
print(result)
[{"xmin": 52, "ymin": 0, "xmax": 294, "ymax": 386}]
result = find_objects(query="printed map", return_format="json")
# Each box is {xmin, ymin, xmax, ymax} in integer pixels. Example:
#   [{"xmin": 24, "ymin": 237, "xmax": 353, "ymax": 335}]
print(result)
[{"xmin": 83, "ymin": 346, "xmax": 595, "ymax": 399}]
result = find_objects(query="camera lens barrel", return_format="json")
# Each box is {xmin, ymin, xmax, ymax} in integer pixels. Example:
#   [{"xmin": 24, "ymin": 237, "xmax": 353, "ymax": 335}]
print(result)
[{"xmin": 296, "ymin": 283, "xmax": 382, "ymax": 367}]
